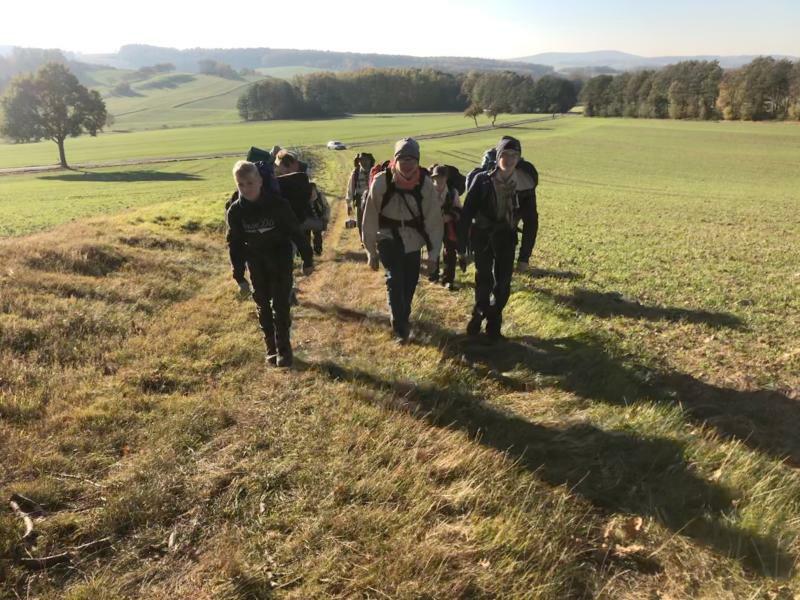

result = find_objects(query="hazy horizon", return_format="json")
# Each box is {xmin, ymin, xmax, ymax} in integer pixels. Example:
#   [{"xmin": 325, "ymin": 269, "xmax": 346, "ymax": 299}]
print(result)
[{"xmin": 2, "ymin": 0, "xmax": 798, "ymax": 60}]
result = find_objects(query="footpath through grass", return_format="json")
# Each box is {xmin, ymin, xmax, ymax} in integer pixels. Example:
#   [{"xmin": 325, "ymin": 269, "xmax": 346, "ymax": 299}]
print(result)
[{"xmin": 1, "ymin": 120, "xmax": 799, "ymax": 598}]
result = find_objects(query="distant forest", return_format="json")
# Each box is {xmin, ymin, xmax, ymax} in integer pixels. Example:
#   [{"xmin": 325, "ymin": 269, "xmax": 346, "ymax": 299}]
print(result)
[
  {"xmin": 93, "ymin": 44, "xmax": 556, "ymax": 78},
  {"xmin": 580, "ymin": 57, "xmax": 800, "ymax": 121},
  {"xmin": 236, "ymin": 69, "xmax": 579, "ymax": 120}
]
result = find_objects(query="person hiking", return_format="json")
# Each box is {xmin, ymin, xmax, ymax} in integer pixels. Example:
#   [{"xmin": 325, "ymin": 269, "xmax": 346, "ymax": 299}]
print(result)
[
  {"xmin": 362, "ymin": 138, "xmax": 443, "ymax": 343},
  {"xmin": 226, "ymin": 160, "xmax": 314, "ymax": 367},
  {"xmin": 273, "ymin": 150, "xmax": 320, "ymax": 305},
  {"xmin": 457, "ymin": 136, "xmax": 528, "ymax": 340},
  {"xmin": 466, "ymin": 139, "xmax": 538, "ymax": 272},
  {"xmin": 308, "ymin": 182, "xmax": 330, "ymax": 256},
  {"xmin": 345, "ymin": 152, "xmax": 375, "ymax": 237},
  {"xmin": 429, "ymin": 164, "xmax": 463, "ymax": 291}
]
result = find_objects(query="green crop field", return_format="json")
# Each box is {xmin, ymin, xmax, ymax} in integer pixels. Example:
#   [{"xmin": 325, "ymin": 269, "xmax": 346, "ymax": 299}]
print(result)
[
  {"xmin": 2, "ymin": 115, "xmax": 799, "ymax": 598},
  {"xmin": 0, "ymin": 112, "xmax": 546, "ymax": 169}
]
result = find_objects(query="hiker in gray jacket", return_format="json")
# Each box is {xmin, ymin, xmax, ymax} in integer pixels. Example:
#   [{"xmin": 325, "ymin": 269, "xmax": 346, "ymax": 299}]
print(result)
[{"xmin": 362, "ymin": 138, "xmax": 443, "ymax": 343}]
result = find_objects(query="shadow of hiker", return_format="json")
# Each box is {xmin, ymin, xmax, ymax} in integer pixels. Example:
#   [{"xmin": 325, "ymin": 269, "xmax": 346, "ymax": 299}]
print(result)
[
  {"xmin": 39, "ymin": 170, "xmax": 204, "ymax": 183},
  {"xmin": 296, "ymin": 354, "xmax": 793, "ymax": 577},
  {"xmin": 302, "ymin": 302, "xmax": 798, "ymax": 574},
  {"xmin": 536, "ymin": 287, "xmax": 745, "ymax": 330},
  {"xmin": 333, "ymin": 250, "xmax": 368, "ymax": 264},
  {"xmin": 527, "ymin": 267, "xmax": 583, "ymax": 281},
  {"xmin": 305, "ymin": 303, "xmax": 800, "ymax": 465}
]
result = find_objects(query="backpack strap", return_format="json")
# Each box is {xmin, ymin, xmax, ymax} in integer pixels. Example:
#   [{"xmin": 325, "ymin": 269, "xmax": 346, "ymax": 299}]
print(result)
[{"xmin": 378, "ymin": 169, "xmax": 432, "ymax": 251}]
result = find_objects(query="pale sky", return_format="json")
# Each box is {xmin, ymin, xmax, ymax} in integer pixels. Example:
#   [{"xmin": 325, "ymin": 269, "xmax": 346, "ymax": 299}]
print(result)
[{"xmin": 2, "ymin": 0, "xmax": 798, "ymax": 59}]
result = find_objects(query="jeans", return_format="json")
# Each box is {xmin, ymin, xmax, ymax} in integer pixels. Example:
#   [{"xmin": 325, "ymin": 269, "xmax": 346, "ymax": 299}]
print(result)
[{"xmin": 377, "ymin": 237, "xmax": 421, "ymax": 335}]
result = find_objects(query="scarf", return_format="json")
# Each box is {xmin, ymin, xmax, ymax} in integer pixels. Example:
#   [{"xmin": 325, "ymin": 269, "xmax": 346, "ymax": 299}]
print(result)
[{"xmin": 390, "ymin": 160, "xmax": 421, "ymax": 191}]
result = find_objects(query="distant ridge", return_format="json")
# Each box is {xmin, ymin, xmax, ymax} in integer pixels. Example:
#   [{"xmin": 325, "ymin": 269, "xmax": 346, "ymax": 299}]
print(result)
[
  {"xmin": 69, "ymin": 44, "xmax": 555, "ymax": 77},
  {"xmin": 514, "ymin": 50, "xmax": 799, "ymax": 71}
]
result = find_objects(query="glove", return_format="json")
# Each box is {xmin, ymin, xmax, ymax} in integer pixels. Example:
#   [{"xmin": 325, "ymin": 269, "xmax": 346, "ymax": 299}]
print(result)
[
  {"xmin": 237, "ymin": 279, "xmax": 253, "ymax": 295},
  {"xmin": 458, "ymin": 254, "xmax": 468, "ymax": 273},
  {"xmin": 302, "ymin": 263, "xmax": 314, "ymax": 276},
  {"xmin": 367, "ymin": 253, "xmax": 379, "ymax": 271}
]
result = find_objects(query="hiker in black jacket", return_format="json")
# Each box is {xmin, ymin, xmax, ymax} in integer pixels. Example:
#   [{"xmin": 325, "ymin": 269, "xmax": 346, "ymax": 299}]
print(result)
[
  {"xmin": 457, "ymin": 136, "xmax": 529, "ymax": 340},
  {"xmin": 467, "ymin": 143, "xmax": 539, "ymax": 271},
  {"xmin": 226, "ymin": 160, "xmax": 314, "ymax": 367}
]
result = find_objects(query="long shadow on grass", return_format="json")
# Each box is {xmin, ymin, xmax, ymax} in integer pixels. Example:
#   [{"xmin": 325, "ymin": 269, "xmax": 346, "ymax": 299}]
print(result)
[
  {"xmin": 39, "ymin": 170, "xmax": 204, "ymax": 183},
  {"xmin": 534, "ymin": 286, "xmax": 744, "ymax": 330},
  {"xmin": 304, "ymin": 302, "xmax": 797, "ymax": 576}
]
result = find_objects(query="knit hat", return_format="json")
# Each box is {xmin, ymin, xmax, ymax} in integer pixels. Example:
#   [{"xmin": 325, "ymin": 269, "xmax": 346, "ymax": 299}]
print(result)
[
  {"xmin": 394, "ymin": 137, "xmax": 420, "ymax": 160},
  {"xmin": 495, "ymin": 136, "xmax": 521, "ymax": 157}
]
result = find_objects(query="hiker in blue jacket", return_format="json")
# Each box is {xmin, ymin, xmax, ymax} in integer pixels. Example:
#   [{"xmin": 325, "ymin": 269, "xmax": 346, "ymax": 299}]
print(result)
[
  {"xmin": 226, "ymin": 160, "xmax": 314, "ymax": 367},
  {"xmin": 458, "ymin": 136, "xmax": 532, "ymax": 340}
]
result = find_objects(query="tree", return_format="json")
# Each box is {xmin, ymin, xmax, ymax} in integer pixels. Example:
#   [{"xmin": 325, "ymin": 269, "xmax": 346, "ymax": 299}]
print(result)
[
  {"xmin": 1, "ymin": 63, "xmax": 106, "ymax": 168},
  {"xmin": 464, "ymin": 103, "xmax": 482, "ymax": 127}
]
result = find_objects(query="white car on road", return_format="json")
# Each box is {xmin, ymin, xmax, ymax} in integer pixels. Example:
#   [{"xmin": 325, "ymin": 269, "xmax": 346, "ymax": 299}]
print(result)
[{"xmin": 326, "ymin": 140, "xmax": 347, "ymax": 150}]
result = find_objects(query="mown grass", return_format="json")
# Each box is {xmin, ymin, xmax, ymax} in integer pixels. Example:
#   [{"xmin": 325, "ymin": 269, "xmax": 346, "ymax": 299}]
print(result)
[{"xmin": 1, "ymin": 120, "xmax": 799, "ymax": 598}]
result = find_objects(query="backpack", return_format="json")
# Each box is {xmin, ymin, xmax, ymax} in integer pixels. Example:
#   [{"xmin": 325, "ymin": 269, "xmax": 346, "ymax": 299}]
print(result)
[
  {"xmin": 276, "ymin": 172, "xmax": 313, "ymax": 221},
  {"xmin": 371, "ymin": 161, "xmax": 433, "ymax": 251},
  {"xmin": 311, "ymin": 183, "xmax": 329, "ymax": 220},
  {"xmin": 447, "ymin": 165, "xmax": 467, "ymax": 196}
]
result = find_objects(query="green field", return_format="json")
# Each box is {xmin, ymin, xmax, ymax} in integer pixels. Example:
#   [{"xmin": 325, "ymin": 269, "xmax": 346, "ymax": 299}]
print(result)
[
  {"xmin": 2, "ymin": 116, "xmax": 800, "ymax": 598},
  {"xmin": 0, "ymin": 112, "xmax": 545, "ymax": 169}
]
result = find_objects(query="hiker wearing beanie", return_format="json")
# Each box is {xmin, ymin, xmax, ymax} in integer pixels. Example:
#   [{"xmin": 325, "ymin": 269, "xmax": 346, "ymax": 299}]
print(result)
[
  {"xmin": 457, "ymin": 135, "xmax": 526, "ymax": 340},
  {"xmin": 466, "ymin": 138, "xmax": 539, "ymax": 271},
  {"xmin": 226, "ymin": 160, "xmax": 314, "ymax": 367},
  {"xmin": 362, "ymin": 138, "xmax": 443, "ymax": 343}
]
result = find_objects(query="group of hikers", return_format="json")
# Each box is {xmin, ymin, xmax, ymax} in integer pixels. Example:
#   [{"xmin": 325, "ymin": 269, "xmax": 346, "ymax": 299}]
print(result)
[{"xmin": 225, "ymin": 135, "xmax": 538, "ymax": 367}]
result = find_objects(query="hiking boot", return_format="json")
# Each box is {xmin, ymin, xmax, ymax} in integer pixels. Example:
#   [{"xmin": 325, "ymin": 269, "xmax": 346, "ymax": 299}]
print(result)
[
  {"xmin": 466, "ymin": 314, "xmax": 483, "ymax": 336},
  {"xmin": 444, "ymin": 281, "xmax": 458, "ymax": 292},
  {"xmin": 264, "ymin": 334, "xmax": 278, "ymax": 366},
  {"xmin": 486, "ymin": 318, "xmax": 504, "ymax": 341},
  {"xmin": 392, "ymin": 320, "xmax": 410, "ymax": 344},
  {"xmin": 276, "ymin": 349, "xmax": 293, "ymax": 368}
]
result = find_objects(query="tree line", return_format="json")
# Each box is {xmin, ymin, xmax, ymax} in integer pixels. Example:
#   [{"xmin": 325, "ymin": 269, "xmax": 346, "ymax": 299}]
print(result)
[
  {"xmin": 580, "ymin": 57, "xmax": 800, "ymax": 120},
  {"xmin": 237, "ymin": 68, "xmax": 579, "ymax": 121}
]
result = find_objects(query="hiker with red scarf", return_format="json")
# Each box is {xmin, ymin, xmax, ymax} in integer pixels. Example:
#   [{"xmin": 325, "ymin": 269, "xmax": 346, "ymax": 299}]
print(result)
[{"xmin": 362, "ymin": 138, "xmax": 443, "ymax": 343}]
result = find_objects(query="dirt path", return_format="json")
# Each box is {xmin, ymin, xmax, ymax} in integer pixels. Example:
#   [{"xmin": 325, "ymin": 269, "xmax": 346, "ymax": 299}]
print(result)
[{"xmin": 0, "ymin": 114, "xmax": 569, "ymax": 177}]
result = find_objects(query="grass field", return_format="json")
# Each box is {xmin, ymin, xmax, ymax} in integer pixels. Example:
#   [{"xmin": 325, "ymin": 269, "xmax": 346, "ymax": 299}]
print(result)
[
  {"xmin": 0, "ymin": 112, "xmax": 545, "ymax": 170},
  {"xmin": 1, "ymin": 116, "xmax": 799, "ymax": 598}
]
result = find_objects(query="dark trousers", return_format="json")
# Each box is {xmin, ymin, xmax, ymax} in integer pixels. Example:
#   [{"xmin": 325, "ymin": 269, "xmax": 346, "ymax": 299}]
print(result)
[
  {"xmin": 471, "ymin": 227, "xmax": 517, "ymax": 333},
  {"xmin": 247, "ymin": 251, "xmax": 294, "ymax": 355},
  {"xmin": 516, "ymin": 193, "xmax": 539, "ymax": 264},
  {"xmin": 377, "ymin": 237, "xmax": 421, "ymax": 335},
  {"xmin": 306, "ymin": 229, "xmax": 323, "ymax": 255},
  {"xmin": 441, "ymin": 237, "xmax": 458, "ymax": 284}
]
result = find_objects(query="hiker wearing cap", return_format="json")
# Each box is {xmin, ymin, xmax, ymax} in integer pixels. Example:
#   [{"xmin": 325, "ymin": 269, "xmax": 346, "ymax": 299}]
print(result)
[
  {"xmin": 345, "ymin": 153, "xmax": 375, "ymax": 236},
  {"xmin": 429, "ymin": 164, "xmax": 463, "ymax": 291},
  {"xmin": 226, "ymin": 160, "xmax": 314, "ymax": 367},
  {"xmin": 362, "ymin": 138, "xmax": 443, "ymax": 343},
  {"xmin": 457, "ymin": 135, "xmax": 529, "ymax": 340}
]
